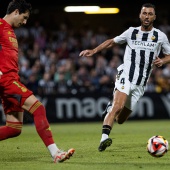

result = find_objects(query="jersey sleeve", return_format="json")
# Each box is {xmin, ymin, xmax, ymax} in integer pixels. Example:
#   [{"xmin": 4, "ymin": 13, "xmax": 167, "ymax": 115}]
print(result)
[
  {"xmin": 113, "ymin": 28, "xmax": 129, "ymax": 44},
  {"xmin": 161, "ymin": 32, "xmax": 170, "ymax": 55}
]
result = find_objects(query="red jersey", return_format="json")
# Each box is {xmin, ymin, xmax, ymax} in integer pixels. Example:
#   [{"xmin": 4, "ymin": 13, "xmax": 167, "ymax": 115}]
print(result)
[
  {"xmin": 0, "ymin": 19, "xmax": 33, "ymax": 114},
  {"xmin": 0, "ymin": 18, "xmax": 19, "ymax": 75}
]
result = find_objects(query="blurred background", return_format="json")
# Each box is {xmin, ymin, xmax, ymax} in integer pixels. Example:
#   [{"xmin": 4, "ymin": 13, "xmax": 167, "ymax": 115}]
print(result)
[{"xmin": 0, "ymin": 0, "xmax": 170, "ymax": 124}]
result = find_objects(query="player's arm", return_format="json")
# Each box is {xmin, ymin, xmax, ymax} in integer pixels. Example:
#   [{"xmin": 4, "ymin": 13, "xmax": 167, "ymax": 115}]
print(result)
[
  {"xmin": 154, "ymin": 33, "xmax": 170, "ymax": 67},
  {"xmin": 154, "ymin": 55, "xmax": 170, "ymax": 67},
  {"xmin": 79, "ymin": 39, "xmax": 116, "ymax": 57},
  {"xmin": 162, "ymin": 55, "xmax": 170, "ymax": 64}
]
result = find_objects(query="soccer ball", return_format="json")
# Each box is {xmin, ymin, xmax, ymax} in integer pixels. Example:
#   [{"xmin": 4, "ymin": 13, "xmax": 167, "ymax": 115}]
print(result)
[{"xmin": 147, "ymin": 135, "xmax": 168, "ymax": 157}]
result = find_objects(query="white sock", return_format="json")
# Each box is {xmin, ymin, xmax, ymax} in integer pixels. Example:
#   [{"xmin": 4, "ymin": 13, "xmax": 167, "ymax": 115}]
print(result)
[
  {"xmin": 47, "ymin": 143, "xmax": 59, "ymax": 157},
  {"xmin": 100, "ymin": 134, "xmax": 108, "ymax": 142}
]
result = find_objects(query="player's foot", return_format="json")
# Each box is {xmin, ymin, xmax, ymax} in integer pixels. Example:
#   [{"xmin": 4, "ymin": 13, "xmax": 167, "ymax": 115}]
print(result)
[
  {"xmin": 53, "ymin": 148, "xmax": 75, "ymax": 163},
  {"xmin": 98, "ymin": 138, "xmax": 112, "ymax": 152},
  {"xmin": 102, "ymin": 101, "xmax": 112, "ymax": 120}
]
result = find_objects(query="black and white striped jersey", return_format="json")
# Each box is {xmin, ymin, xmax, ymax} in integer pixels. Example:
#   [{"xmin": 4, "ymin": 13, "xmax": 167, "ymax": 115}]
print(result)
[{"xmin": 114, "ymin": 26, "xmax": 170, "ymax": 86}]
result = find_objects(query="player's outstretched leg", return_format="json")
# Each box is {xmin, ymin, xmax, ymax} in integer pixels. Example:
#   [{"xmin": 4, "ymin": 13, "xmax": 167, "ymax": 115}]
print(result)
[
  {"xmin": 28, "ymin": 100, "xmax": 75, "ymax": 162},
  {"xmin": 53, "ymin": 148, "xmax": 75, "ymax": 163},
  {"xmin": 98, "ymin": 138, "xmax": 112, "ymax": 152}
]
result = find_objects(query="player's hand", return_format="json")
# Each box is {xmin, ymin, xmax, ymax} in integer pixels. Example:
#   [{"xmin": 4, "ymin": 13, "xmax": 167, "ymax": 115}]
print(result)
[
  {"xmin": 79, "ymin": 49, "xmax": 94, "ymax": 57},
  {"xmin": 153, "ymin": 56, "xmax": 163, "ymax": 67},
  {"xmin": 0, "ymin": 71, "xmax": 3, "ymax": 79}
]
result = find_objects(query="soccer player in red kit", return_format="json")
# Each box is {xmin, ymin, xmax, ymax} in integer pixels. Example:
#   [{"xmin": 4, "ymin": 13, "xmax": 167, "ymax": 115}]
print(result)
[{"xmin": 0, "ymin": 0, "xmax": 75, "ymax": 163}]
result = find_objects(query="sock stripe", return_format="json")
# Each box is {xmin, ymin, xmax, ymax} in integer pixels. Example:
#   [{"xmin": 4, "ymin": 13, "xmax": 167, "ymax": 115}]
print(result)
[
  {"xmin": 103, "ymin": 125, "xmax": 112, "ymax": 130},
  {"xmin": 6, "ymin": 122, "xmax": 22, "ymax": 130},
  {"xmin": 102, "ymin": 127, "xmax": 111, "ymax": 130},
  {"xmin": 102, "ymin": 125, "xmax": 111, "ymax": 136},
  {"xmin": 29, "ymin": 101, "xmax": 42, "ymax": 114}
]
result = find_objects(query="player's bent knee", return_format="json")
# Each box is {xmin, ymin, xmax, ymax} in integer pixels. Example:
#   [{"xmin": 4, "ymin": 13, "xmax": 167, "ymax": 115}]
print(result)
[
  {"xmin": 5, "ymin": 121, "xmax": 23, "ymax": 139},
  {"xmin": 15, "ymin": 129, "xmax": 22, "ymax": 137},
  {"xmin": 8, "ymin": 127, "xmax": 22, "ymax": 138}
]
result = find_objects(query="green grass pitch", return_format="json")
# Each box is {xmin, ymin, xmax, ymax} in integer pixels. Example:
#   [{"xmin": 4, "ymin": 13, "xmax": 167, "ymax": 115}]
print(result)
[{"xmin": 1, "ymin": 120, "xmax": 170, "ymax": 170}]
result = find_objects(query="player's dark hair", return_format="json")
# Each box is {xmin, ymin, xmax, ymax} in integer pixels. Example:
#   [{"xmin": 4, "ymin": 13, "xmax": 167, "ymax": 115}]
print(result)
[
  {"xmin": 6, "ymin": 0, "xmax": 32, "ymax": 15},
  {"xmin": 141, "ymin": 3, "xmax": 156, "ymax": 11}
]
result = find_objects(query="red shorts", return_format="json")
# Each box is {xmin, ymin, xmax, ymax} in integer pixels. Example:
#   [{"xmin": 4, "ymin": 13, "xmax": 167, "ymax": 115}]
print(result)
[{"xmin": 0, "ymin": 74, "xmax": 33, "ymax": 114}]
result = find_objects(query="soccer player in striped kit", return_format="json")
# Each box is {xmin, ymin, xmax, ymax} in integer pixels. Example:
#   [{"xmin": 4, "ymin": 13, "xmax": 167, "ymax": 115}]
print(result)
[
  {"xmin": 79, "ymin": 3, "xmax": 170, "ymax": 151},
  {"xmin": 0, "ymin": 0, "xmax": 75, "ymax": 163}
]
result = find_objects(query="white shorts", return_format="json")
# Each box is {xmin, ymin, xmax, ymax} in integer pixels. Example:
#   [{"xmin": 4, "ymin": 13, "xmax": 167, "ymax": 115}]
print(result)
[{"xmin": 114, "ymin": 65, "xmax": 145, "ymax": 110}]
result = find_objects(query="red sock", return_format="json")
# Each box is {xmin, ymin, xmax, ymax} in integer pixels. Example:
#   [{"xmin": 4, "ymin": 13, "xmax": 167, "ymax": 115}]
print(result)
[
  {"xmin": 29, "ymin": 101, "xmax": 54, "ymax": 147},
  {"xmin": 0, "ymin": 121, "xmax": 22, "ymax": 140}
]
